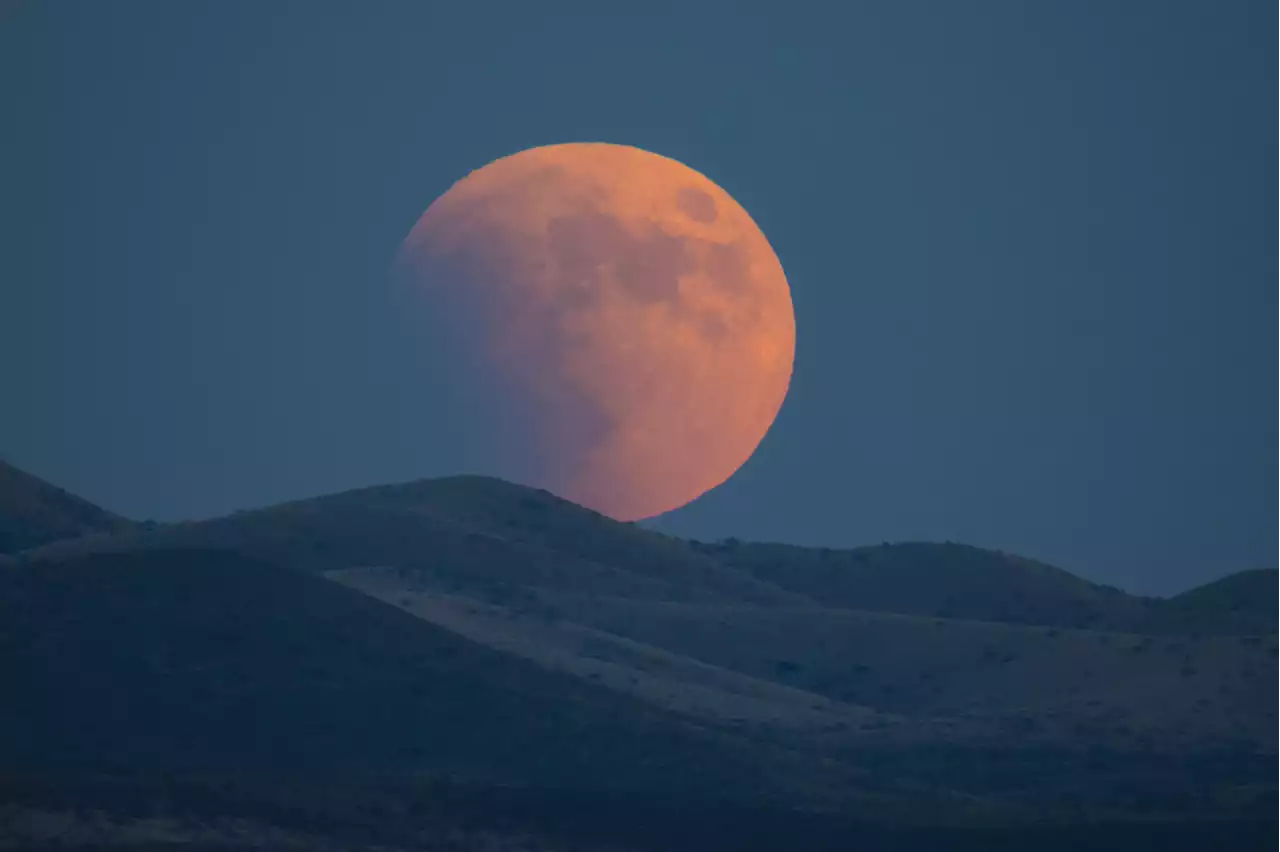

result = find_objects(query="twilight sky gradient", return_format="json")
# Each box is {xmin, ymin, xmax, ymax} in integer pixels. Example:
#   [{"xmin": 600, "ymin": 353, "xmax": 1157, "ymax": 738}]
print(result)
[{"xmin": 0, "ymin": 1, "xmax": 1273, "ymax": 595}]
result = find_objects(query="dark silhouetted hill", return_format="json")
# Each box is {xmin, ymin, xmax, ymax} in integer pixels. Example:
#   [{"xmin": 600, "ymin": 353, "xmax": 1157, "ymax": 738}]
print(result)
[
  {"xmin": 18, "ymin": 475, "xmax": 806, "ymax": 605},
  {"xmin": 0, "ymin": 548, "xmax": 844, "ymax": 805},
  {"xmin": 706, "ymin": 539, "xmax": 1149, "ymax": 629},
  {"xmin": 1148, "ymin": 569, "xmax": 1279, "ymax": 635},
  {"xmin": 0, "ymin": 460, "xmax": 133, "ymax": 554},
  {"xmin": 1, "ymin": 471, "xmax": 1275, "ymax": 848},
  {"xmin": 16, "ymin": 473, "xmax": 1271, "ymax": 635}
]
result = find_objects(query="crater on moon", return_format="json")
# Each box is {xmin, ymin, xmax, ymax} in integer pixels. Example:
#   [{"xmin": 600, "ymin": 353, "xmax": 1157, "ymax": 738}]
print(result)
[
  {"xmin": 397, "ymin": 143, "xmax": 795, "ymax": 520},
  {"xmin": 676, "ymin": 186, "xmax": 719, "ymax": 223}
]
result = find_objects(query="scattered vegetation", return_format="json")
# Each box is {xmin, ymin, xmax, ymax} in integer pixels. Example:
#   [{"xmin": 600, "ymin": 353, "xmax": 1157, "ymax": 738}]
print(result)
[{"xmin": 1, "ymin": 466, "xmax": 1275, "ymax": 849}]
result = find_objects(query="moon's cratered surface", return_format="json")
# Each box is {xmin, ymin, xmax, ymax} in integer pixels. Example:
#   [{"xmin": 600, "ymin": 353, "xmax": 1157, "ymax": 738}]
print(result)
[{"xmin": 397, "ymin": 143, "xmax": 795, "ymax": 521}]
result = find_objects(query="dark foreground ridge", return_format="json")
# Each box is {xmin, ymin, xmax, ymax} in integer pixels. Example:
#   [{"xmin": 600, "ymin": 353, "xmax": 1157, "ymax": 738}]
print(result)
[
  {"xmin": 1, "ymin": 467, "xmax": 1275, "ymax": 850},
  {"xmin": 1, "ymin": 549, "xmax": 833, "ymax": 804},
  {"xmin": 2, "ymin": 772, "xmax": 1275, "ymax": 852}
]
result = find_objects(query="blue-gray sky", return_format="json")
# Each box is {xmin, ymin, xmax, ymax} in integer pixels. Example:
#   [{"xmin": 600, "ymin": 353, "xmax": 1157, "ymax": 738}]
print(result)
[{"xmin": 1, "ymin": 1, "xmax": 1273, "ymax": 595}]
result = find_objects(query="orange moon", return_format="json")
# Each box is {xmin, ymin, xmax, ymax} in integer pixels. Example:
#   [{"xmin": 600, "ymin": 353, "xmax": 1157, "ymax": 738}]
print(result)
[{"xmin": 397, "ymin": 143, "xmax": 795, "ymax": 520}]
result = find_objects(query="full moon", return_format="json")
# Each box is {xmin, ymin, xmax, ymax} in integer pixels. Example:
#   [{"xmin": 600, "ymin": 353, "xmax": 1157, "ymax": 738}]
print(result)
[{"xmin": 397, "ymin": 143, "xmax": 795, "ymax": 521}]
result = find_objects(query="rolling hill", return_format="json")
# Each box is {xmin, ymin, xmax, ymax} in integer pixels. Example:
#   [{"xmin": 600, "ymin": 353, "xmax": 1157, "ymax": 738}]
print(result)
[
  {"xmin": 523, "ymin": 592, "xmax": 1276, "ymax": 750},
  {"xmin": 15, "ymin": 471, "xmax": 1273, "ymax": 635},
  {"xmin": 1, "ymin": 463, "xmax": 1275, "ymax": 848},
  {"xmin": 0, "ymin": 548, "xmax": 843, "ymax": 806},
  {"xmin": 0, "ymin": 460, "xmax": 133, "ymax": 554},
  {"xmin": 1152, "ymin": 569, "xmax": 1279, "ymax": 636},
  {"xmin": 7, "ymin": 465, "xmax": 1273, "ymax": 673},
  {"xmin": 20, "ymin": 476, "xmax": 804, "ymax": 606},
  {"xmin": 706, "ymin": 539, "xmax": 1158, "ymax": 631}
]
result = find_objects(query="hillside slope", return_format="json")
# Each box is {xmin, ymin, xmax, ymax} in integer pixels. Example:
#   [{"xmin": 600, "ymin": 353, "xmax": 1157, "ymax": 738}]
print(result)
[
  {"xmin": 20, "ymin": 477, "xmax": 804, "ymax": 606},
  {"xmin": 330, "ymin": 565, "xmax": 894, "ymax": 737},
  {"xmin": 0, "ymin": 460, "xmax": 133, "ymax": 554},
  {"xmin": 2, "ymin": 474, "xmax": 1275, "ymax": 838},
  {"xmin": 533, "ymin": 594, "xmax": 1277, "ymax": 751},
  {"xmin": 1151, "ymin": 569, "xmax": 1279, "ymax": 635},
  {"xmin": 0, "ymin": 549, "xmax": 845, "ymax": 806},
  {"xmin": 709, "ymin": 540, "xmax": 1155, "ymax": 630},
  {"xmin": 10, "ymin": 472, "xmax": 1272, "ymax": 636}
]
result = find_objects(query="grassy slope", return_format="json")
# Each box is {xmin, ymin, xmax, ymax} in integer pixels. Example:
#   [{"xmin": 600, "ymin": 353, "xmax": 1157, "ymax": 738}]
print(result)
[
  {"xmin": 330, "ymin": 565, "xmax": 894, "ymax": 736},
  {"xmin": 0, "ymin": 460, "xmax": 133, "ymax": 554},
  {"xmin": 1151, "ymin": 569, "xmax": 1279, "ymax": 635},
  {"xmin": 4, "ymin": 468, "xmax": 1274, "ymax": 752},
  {"xmin": 709, "ymin": 540, "xmax": 1157, "ymax": 630},
  {"xmin": 533, "ymin": 596, "xmax": 1277, "ymax": 751},
  {"xmin": 332, "ymin": 562, "xmax": 1276, "ymax": 753},
  {"xmin": 0, "ymin": 549, "xmax": 851, "ymax": 807},
  {"xmin": 325, "ymin": 569, "xmax": 1277, "ymax": 822},
  {"xmin": 1, "ymin": 472, "xmax": 1276, "ymax": 835}
]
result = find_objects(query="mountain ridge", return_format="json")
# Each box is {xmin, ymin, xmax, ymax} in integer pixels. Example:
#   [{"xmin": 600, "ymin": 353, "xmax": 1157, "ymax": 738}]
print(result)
[{"xmin": 11, "ymin": 469, "xmax": 1272, "ymax": 632}]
